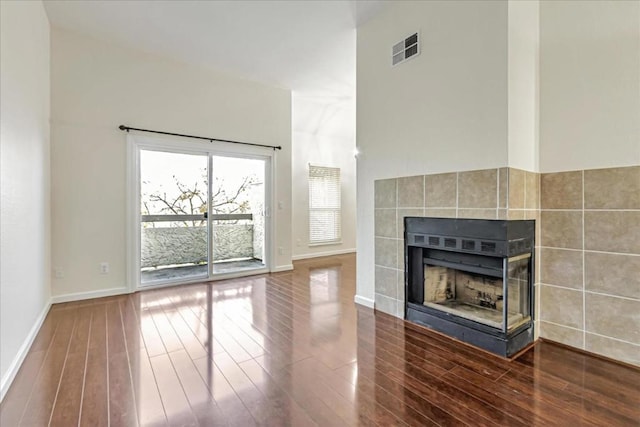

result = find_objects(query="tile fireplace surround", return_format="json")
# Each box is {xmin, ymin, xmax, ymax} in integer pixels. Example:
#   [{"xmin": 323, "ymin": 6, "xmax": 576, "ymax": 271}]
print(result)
[{"xmin": 374, "ymin": 165, "xmax": 639, "ymax": 366}]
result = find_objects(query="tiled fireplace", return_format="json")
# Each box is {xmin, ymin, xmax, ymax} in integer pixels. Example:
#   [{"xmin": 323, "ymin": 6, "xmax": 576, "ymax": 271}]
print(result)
[
  {"xmin": 538, "ymin": 166, "xmax": 640, "ymax": 365},
  {"xmin": 404, "ymin": 217, "xmax": 535, "ymax": 357},
  {"xmin": 374, "ymin": 165, "xmax": 639, "ymax": 365}
]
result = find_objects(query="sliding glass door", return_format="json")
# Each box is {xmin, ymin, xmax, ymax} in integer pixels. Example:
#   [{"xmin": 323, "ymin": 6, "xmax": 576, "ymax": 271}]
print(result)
[
  {"xmin": 210, "ymin": 155, "xmax": 266, "ymax": 274},
  {"xmin": 137, "ymin": 147, "xmax": 269, "ymax": 288}
]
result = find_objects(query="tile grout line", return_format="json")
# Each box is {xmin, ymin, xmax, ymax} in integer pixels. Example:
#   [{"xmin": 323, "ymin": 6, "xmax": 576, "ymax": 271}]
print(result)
[
  {"xmin": 582, "ymin": 170, "xmax": 586, "ymax": 349},
  {"xmin": 536, "ymin": 171, "xmax": 541, "ymax": 324},
  {"xmin": 541, "ymin": 320, "xmax": 640, "ymax": 347},
  {"xmin": 455, "ymin": 172, "xmax": 459, "ymax": 218},
  {"xmin": 376, "ymin": 264, "xmax": 399, "ymax": 272},
  {"xmin": 539, "ymin": 283, "xmax": 640, "ymax": 302},
  {"xmin": 523, "ymin": 169, "xmax": 527, "ymax": 215},
  {"xmin": 506, "ymin": 168, "xmax": 510, "ymax": 211},
  {"xmin": 423, "ymin": 174, "xmax": 427, "ymax": 213},
  {"xmin": 395, "ymin": 178, "xmax": 399, "ymax": 316},
  {"xmin": 583, "ymin": 331, "xmax": 640, "ymax": 347},
  {"xmin": 539, "ymin": 319, "xmax": 584, "ymax": 332},
  {"xmin": 537, "ymin": 246, "xmax": 640, "ymax": 257},
  {"xmin": 540, "ymin": 208, "xmax": 640, "ymax": 212},
  {"xmin": 495, "ymin": 168, "xmax": 500, "ymax": 218}
]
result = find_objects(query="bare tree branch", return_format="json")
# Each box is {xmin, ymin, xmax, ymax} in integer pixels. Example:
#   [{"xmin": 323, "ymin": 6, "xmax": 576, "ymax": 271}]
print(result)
[{"xmin": 143, "ymin": 168, "xmax": 258, "ymax": 227}]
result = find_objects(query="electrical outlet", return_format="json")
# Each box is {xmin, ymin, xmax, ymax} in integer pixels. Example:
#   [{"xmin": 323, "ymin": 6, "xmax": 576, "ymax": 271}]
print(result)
[
  {"xmin": 278, "ymin": 247, "xmax": 283, "ymax": 255},
  {"xmin": 54, "ymin": 267, "xmax": 64, "ymax": 279},
  {"xmin": 296, "ymin": 239, "xmax": 301, "ymax": 247},
  {"xmin": 100, "ymin": 262, "xmax": 109, "ymax": 274}
]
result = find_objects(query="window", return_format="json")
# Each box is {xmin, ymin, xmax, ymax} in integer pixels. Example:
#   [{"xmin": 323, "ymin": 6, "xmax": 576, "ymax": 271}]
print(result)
[{"xmin": 309, "ymin": 165, "xmax": 341, "ymax": 245}]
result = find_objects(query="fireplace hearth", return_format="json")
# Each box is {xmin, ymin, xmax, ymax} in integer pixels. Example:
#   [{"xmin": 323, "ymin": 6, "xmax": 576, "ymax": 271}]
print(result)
[{"xmin": 404, "ymin": 217, "xmax": 535, "ymax": 357}]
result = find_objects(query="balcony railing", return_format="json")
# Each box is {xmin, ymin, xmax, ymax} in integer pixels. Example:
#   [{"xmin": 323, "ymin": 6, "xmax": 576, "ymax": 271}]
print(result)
[
  {"xmin": 141, "ymin": 213, "xmax": 260, "ymax": 269},
  {"xmin": 141, "ymin": 213, "xmax": 253, "ymax": 222}
]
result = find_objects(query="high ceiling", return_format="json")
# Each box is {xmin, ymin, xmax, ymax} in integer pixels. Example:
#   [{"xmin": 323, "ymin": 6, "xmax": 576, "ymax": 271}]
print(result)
[{"xmin": 43, "ymin": 0, "xmax": 387, "ymax": 96}]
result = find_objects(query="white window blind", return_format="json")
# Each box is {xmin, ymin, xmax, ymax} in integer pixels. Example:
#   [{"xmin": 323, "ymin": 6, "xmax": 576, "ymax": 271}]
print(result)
[{"xmin": 309, "ymin": 165, "xmax": 341, "ymax": 245}]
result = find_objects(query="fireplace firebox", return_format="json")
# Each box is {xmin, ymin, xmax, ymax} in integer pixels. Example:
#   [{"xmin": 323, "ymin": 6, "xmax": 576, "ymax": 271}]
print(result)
[{"xmin": 404, "ymin": 217, "xmax": 535, "ymax": 357}]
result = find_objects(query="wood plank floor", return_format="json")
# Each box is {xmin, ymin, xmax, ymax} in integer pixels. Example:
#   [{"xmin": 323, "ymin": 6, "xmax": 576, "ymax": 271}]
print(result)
[{"xmin": 2, "ymin": 254, "xmax": 639, "ymax": 426}]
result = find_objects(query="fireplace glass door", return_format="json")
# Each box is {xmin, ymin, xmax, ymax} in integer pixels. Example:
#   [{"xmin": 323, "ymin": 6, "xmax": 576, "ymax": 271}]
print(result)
[
  {"xmin": 423, "ymin": 254, "xmax": 531, "ymax": 332},
  {"xmin": 506, "ymin": 254, "xmax": 532, "ymax": 331}
]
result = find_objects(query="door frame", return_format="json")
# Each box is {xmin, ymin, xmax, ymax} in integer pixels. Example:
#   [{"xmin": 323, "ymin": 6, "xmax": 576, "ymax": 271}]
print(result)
[{"xmin": 126, "ymin": 132, "xmax": 274, "ymax": 292}]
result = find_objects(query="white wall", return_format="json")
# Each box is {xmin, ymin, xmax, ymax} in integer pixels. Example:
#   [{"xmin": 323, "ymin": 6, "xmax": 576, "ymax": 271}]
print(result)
[
  {"xmin": 508, "ymin": 0, "xmax": 539, "ymax": 172},
  {"xmin": 51, "ymin": 28, "xmax": 292, "ymax": 299},
  {"xmin": 291, "ymin": 93, "xmax": 356, "ymax": 260},
  {"xmin": 355, "ymin": 0, "xmax": 509, "ymax": 304},
  {"xmin": 539, "ymin": 0, "xmax": 640, "ymax": 172},
  {"xmin": 0, "ymin": 1, "xmax": 51, "ymax": 398}
]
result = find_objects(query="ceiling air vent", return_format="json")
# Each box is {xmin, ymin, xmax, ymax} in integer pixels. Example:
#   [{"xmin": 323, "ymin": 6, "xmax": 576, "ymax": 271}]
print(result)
[{"xmin": 392, "ymin": 32, "xmax": 420, "ymax": 66}]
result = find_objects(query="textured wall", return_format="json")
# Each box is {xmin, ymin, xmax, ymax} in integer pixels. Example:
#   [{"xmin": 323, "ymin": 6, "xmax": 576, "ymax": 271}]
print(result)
[
  {"xmin": 0, "ymin": 0, "xmax": 51, "ymax": 397},
  {"xmin": 141, "ymin": 224, "xmax": 255, "ymax": 268}
]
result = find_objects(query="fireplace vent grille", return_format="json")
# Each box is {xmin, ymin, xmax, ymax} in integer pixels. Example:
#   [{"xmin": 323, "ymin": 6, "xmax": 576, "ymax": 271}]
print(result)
[
  {"xmin": 462, "ymin": 239, "xmax": 475, "ymax": 251},
  {"xmin": 481, "ymin": 241, "xmax": 497, "ymax": 253},
  {"xmin": 428, "ymin": 236, "xmax": 440, "ymax": 246},
  {"xmin": 444, "ymin": 238, "xmax": 457, "ymax": 248}
]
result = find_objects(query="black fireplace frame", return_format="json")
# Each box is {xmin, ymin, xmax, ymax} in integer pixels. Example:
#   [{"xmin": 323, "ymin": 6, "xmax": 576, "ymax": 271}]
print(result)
[{"xmin": 403, "ymin": 217, "xmax": 535, "ymax": 358}]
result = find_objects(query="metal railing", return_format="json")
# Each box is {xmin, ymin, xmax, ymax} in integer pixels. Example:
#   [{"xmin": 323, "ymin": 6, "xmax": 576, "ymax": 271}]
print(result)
[{"xmin": 141, "ymin": 213, "xmax": 253, "ymax": 222}]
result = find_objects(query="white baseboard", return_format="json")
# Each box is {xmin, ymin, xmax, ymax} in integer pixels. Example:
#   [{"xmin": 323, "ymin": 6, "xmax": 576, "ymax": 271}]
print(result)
[
  {"xmin": 271, "ymin": 264, "xmax": 294, "ymax": 273},
  {"xmin": 292, "ymin": 248, "xmax": 356, "ymax": 261},
  {"xmin": 354, "ymin": 294, "xmax": 375, "ymax": 309},
  {"xmin": 51, "ymin": 287, "xmax": 129, "ymax": 304},
  {"xmin": 1, "ymin": 300, "xmax": 51, "ymax": 402}
]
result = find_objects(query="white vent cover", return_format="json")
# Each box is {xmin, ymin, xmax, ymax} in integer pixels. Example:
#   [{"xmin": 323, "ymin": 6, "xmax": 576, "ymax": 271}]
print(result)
[{"xmin": 392, "ymin": 32, "xmax": 420, "ymax": 66}]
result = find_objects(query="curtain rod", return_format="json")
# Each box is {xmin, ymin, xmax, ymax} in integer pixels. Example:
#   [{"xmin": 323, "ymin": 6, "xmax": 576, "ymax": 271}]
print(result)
[{"xmin": 118, "ymin": 125, "xmax": 282, "ymax": 150}]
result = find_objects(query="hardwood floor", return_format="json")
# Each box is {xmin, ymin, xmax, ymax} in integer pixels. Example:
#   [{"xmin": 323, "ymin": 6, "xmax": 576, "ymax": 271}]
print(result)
[{"xmin": 2, "ymin": 253, "xmax": 639, "ymax": 426}]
